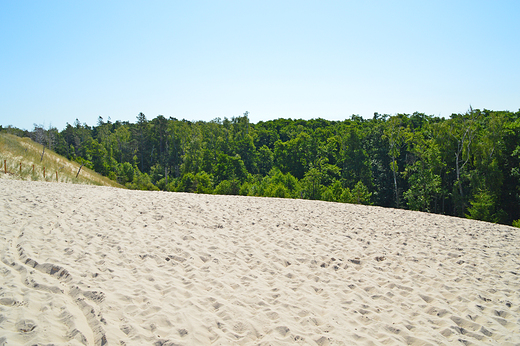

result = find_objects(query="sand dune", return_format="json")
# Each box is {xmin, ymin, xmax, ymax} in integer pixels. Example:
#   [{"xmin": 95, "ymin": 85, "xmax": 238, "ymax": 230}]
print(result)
[{"xmin": 1, "ymin": 180, "xmax": 519, "ymax": 345}]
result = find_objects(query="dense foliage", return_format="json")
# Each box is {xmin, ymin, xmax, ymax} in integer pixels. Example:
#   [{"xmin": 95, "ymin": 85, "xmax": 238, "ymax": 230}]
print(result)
[{"xmin": 3, "ymin": 108, "xmax": 520, "ymax": 225}]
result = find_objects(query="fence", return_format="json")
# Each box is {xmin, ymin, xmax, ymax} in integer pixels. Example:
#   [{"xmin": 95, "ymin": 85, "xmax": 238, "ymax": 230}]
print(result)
[{"xmin": 2, "ymin": 159, "xmax": 81, "ymax": 182}]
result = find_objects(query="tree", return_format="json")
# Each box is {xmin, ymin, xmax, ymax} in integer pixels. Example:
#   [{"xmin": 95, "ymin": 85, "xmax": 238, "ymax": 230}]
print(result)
[
  {"xmin": 274, "ymin": 132, "xmax": 313, "ymax": 179},
  {"xmin": 448, "ymin": 108, "xmax": 479, "ymax": 215},
  {"xmin": 383, "ymin": 116, "xmax": 407, "ymax": 208},
  {"xmin": 151, "ymin": 115, "xmax": 169, "ymax": 165},
  {"xmin": 233, "ymin": 133, "xmax": 257, "ymax": 174},
  {"xmin": 322, "ymin": 180, "xmax": 346, "ymax": 202},
  {"xmin": 260, "ymin": 168, "xmax": 300, "ymax": 198},
  {"xmin": 351, "ymin": 181, "xmax": 372, "ymax": 205},
  {"xmin": 257, "ymin": 145, "xmax": 274, "ymax": 176},
  {"xmin": 135, "ymin": 112, "xmax": 149, "ymax": 172},
  {"xmin": 177, "ymin": 172, "xmax": 197, "ymax": 193},
  {"xmin": 194, "ymin": 171, "xmax": 213, "ymax": 194},
  {"xmin": 403, "ymin": 129, "xmax": 443, "ymax": 212},
  {"xmin": 403, "ymin": 157, "xmax": 441, "ymax": 212},
  {"xmin": 213, "ymin": 153, "xmax": 248, "ymax": 185},
  {"xmin": 338, "ymin": 124, "xmax": 372, "ymax": 189},
  {"xmin": 502, "ymin": 115, "xmax": 520, "ymax": 223},
  {"xmin": 84, "ymin": 138, "xmax": 110, "ymax": 176},
  {"xmin": 466, "ymin": 189, "xmax": 497, "ymax": 222},
  {"xmin": 469, "ymin": 111, "xmax": 508, "ymax": 221},
  {"xmin": 301, "ymin": 167, "xmax": 323, "ymax": 200},
  {"xmin": 364, "ymin": 115, "xmax": 394, "ymax": 207}
]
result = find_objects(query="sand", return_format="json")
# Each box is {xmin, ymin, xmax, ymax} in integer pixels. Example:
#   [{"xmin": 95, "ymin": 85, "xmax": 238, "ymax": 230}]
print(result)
[{"xmin": 0, "ymin": 179, "xmax": 519, "ymax": 345}]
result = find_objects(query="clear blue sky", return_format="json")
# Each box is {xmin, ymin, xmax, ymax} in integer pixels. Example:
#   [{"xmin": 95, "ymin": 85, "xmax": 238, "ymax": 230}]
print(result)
[{"xmin": 1, "ymin": 1, "xmax": 519, "ymax": 131}]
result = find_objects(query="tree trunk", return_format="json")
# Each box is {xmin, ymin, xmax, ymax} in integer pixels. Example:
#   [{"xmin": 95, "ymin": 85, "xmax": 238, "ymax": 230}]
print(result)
[{"xmin": 391, "ymin": 156, "xmax": 399, "ymax": 208}]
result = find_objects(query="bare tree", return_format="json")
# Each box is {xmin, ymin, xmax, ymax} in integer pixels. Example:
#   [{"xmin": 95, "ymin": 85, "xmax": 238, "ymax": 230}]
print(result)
[{"xmin": 32, "ymin": 124, "xmax": 47, "ymax": 162}]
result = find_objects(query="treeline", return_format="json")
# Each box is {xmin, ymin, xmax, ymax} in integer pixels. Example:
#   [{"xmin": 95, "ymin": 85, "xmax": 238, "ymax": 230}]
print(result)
[{"xmin": 3, "ymin": 108, "xmax": 520, "ymax": 225}]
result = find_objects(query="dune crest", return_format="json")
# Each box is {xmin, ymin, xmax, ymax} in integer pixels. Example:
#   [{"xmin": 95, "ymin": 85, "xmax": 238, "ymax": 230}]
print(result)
[{"xmin": 1, "ymin": 180, "xmax": 519, "ymax": 345}]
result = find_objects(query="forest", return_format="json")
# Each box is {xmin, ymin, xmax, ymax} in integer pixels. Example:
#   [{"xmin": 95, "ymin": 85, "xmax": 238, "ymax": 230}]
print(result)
[{"xmin": 3, "ymin": 108, "xmax": 520, "ymax": 226}]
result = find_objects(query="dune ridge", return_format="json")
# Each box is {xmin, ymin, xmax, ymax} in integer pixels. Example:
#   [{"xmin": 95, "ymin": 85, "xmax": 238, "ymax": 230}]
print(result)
[{"xmin": 1, "ymin": 179, "xmax": 519, "ymax": 345}]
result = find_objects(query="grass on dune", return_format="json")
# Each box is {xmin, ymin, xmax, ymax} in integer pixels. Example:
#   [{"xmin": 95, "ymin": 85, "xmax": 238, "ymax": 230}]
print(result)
[{"xmin": 0, "ymin": 133, "xmax": 123, "ymax": 188}]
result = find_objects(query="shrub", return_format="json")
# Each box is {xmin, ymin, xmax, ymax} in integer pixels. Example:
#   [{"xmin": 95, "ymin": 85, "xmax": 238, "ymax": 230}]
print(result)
[
  {"xmin": 268, "ymin": 183, "xmax": 288, "ymax": 198},
  {"xmin": 351, "ymin": 181, "xmax": 372, "ymax": 205},
  {"xmin": 339, "ymin": 187, "xmax": 353, "ymax": 203},
  {"xmin": 195, "ymin": 171, "xmax": 213, "ymax": 194},
  {"xmin": 177, "ymin": 173, "xmax": 196, "ymax": 192},
  {"xmin": 214, "ymin": 180, "xmax": 240, "ymax": 195},
  {"xmin": 126, "ymin": 171, "xmax": 159, "ymax": 191},
  {"xmin": 466, "ymin": 189, "xmax": 499, "ymax": 223},
  {"xmin": 239, "ymin": 182, "xmax": 251, "ymax": 196}
]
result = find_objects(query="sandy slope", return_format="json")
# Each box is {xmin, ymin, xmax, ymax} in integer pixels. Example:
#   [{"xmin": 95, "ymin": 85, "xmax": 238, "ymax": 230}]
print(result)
[{"xmin": 0, "ymin": 180, "xmax": 519, "ymax": 345}]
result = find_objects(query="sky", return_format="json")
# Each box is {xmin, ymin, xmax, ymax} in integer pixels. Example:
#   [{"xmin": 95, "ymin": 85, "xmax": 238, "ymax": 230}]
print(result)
[{"xmin": 1, "ymin": 1, "xmax": 519, "ymax": 131}]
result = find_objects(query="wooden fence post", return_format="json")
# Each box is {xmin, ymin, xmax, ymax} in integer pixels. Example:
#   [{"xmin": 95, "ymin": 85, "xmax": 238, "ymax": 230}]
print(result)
[
  {"xmin": 76, "ymin": 164, "xmax": 84, "ymax": 178},
  {"xmin": 56, "ymin": 171, "xmax": 58, "ymax": 181},
  {"xmin": 4, "ymin": 160, "xmax": 6, "ymax": 174},
  {"xmin": 32, "ymin": 164, "xmax": 35, "ymax": 174},
  {"xmin": 20, "ymin": 162, "xmax": 22, "ymax": 174},
  {"xmin": 43, "ymin": 167, "xmax": 45, "ymax": 178}
]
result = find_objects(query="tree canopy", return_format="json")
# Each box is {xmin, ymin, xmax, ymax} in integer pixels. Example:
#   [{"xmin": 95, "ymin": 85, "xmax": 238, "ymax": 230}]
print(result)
[{"xmin": 5, "ymin": 108, "xmax": 520, "ymax": 226}]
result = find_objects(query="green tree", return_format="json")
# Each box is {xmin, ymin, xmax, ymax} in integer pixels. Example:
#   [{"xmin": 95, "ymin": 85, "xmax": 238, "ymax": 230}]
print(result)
[
  {"xmin": 135, "ymin": 112, "xmax": 150, "ymax": 172},
  {"xmin": 364, "ymin": 114, "xmax": 394, "ymax": 207},
  {"xmin": 214, "ymin": 153, "xmax": 248, "ymax": 185},
  {"xmin": 116, "ymin": 162, "xmax": 134, "ymax": 185},
  {"xmin": 322, "ymin": 180, "xmax": 344, "ymax": 202},
  {"xmin": 466, "ymin": 189, "xmax": 497, "ymax": 222},
  {"xmin": 301, "ymin": 167, "xmax": 323, "ymax": 200},
  {"xmin": 257, "ymin": 145, "xmax": 274, "ymax": 176},
  {"xmin": 112, "ymin": 125, "xmax": 132, "ymax": 164},
  {"xmin": 214, "ymin": 180, "xmax": 240, "ymax": 195},
  {"xmin": 84, "ymin": 138, "xmax": 110, "ymax": 176},
  {"xmin": 338, "ymin": 125, "xmax": 372, "ymax": 189},
  {"xmin": 403, "ymin": 130, "xmax": 443, "ymax": 212},
  {"xmin": 177, "ymin": 173, "xmax": 197, "ymax": 193},
  {"xmin": 447, "ymin": 109, "xmax": 479, "ymax": 216},
  {"xmin": 274, "ymin": 131, "xmax": 314, "ymax": 179},
  {"xmin": 351, "ymin": 181, "xmax": 372, "ymax": 205},
  {"xmin": 383, "ymin": 115, "xmax": 407, "ymax": 208},
  {"xmin": 194, "ymin": 171, "xmax": 213, "ymax": 194},
  {"xmin": 261, "ymin": 168, "xmax": 300, "ymax": 198}
]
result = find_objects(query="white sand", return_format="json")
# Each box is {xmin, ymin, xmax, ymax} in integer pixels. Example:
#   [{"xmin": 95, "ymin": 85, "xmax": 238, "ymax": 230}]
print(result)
[{"xmin": 1, "ymin": 180, "xmax": 519, "ymax": 345}]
